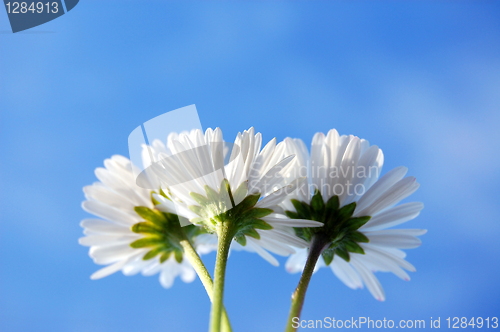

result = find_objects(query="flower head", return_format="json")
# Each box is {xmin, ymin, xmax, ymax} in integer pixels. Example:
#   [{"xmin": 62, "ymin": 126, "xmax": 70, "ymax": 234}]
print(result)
[
  {"xmin": 146, "ymin": 127, "xmax": 322, "ymax": 266},
  {"xmin": 282, "ymin": 130, "xmax": 425, "ymax": 300},
  {"xmin": 79, "ymin": 155, "xmax": 212, "ymax": 288}
]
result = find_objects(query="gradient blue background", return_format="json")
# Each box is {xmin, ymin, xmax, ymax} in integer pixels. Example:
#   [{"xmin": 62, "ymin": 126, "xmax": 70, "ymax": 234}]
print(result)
[{"xmin": 1, "ymin": 1, "xmax": 499, "ymax": 331}]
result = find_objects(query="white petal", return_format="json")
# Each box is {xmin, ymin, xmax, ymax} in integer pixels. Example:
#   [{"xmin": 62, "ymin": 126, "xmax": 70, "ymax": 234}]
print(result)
[
  {"xmin": 179, "ymin": 263, "xmax": 196, "ymax": 283},
  {"xmin": 83, "ymin": 185, "xmax": 136, "ymax": 211},
  {"xmin": 363, "ymin": 244, "xmax": 416, "ymax": 272},
  {"xmin": 247, "ymin": 138, "xmax": 277, "ymax": 189},
  {"xmin": 329, "ymin": 257, "xmax": 363, "ymax": 289},
  {"xmin": 363, "ymin": 230, "xmax": 425, "ymax": 249},
  {"xmin": 95, "ymin": 167, "xmax": 151, "ymax": 207},
  {"xmin": 337, "ymin": 137, "xmax": 361, "ymax": 205},
  {"xmin": 351, "ymin": 258, "xmax": 385, "ymax": 301},
  {"xmin": 80, "ymin": 219, "xmax": 131, "ymax": 235},
  {"xmin": 261, "ymin": 229, "xmax": 309, "ymax": 248},
  {"xmin": 310, "ymin": 132, "xmax": 326, "ymax": 193},
  {"xmin": 82, "ymin": 201, "xmax": 140, "ymax": 226},
  {"xmin": 356, "ymin": 176, "xmax": 420, "ymax": 217},
  {"xmin": 263, "ymin": 217, "xmax": 323, "ymax": 228},
  {"xmin": 285, "ymin": 248, "xmax": 308, "ymax": 273},
  {"xmin": 249, "ymin": 155, "xmax": 294, "ymax": 195},
  {"xmin": 90, "ymin": 259, "xmax": 128, "ymax": 280},
  {"xmin": 153, "ymin": 194, "xmax": 177, "ymax": 213},
  {"xmin": 159, "ymin": 268, "xmax": 176, "ymax": 288},
  {"xmin": 122, "ymin": 256, "xmax": 153, "ymax": 276},
  {"xmin": 246, "ymin": 238, "xmax": 279, "ymax": 266},
  {"xmin": 358, "ymin": 249, "xmax": 410, "ymax": 280},
  {"xmin": 342, "ymin": 145, "xmax": 382, "ymax": 205},
  {"xmin": 256, "ymin": 177, "xmax": 305, "ymax": 208},
  {"xmin": 354, "ymin": 166, "xmax": 408, "ymax": 216},
  {"xmin": 361, "ymin": 202, "xmax": 424, "ymax": 231},
  {"xmin": 142, "ymin": 261, "xmax": 163, "ymax": 276},
  {"xmin": 79, "ymin": 234, "xmax": 138, "ymax": 246},
  {"xmin": 254, "ymin": 233, "xmax": 295, "ymax": 256},
  {"xmin": 90, "ymin": 243, "xmax": 137, "ymax": 264}
]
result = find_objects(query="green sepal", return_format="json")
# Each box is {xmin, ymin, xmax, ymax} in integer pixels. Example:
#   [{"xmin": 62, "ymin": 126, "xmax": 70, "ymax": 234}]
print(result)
[
  {"xmin": 330, "ymin": 231, "xmax": 347, "ymax": 245},
  {"xmin": 285, "ymin": 210, "xmax": 299, "ymax": 219},
  {"xmin": 345, "ymin": 240, "xmax": 365, "ymax": 254},
  {"xmin": 134, "ymin": 206, "xmax": 167, "ymax": 225},
  {"xmin": 237, "ymin": 194, "xmax": 260, "ymax": 212},
  {"xmin": 235, "ymin": 235, "xmax": 247, "ymax": 246},
  {"xmin": 310, "ymin": 190, "xmax": 325, "ymax": 213},
  {"xmin": 243, "ymin": 228, "xmax": 261, "ymax": 240},
  {"xmin": 291, "ymin": 199, "xmax": 311, "ymax": 220},
  {"xmin": 232, "ymin": 182, "xmax": 249, "ymax": 202},
  {"xmin": 347, "ymin": 216, "xmax": 371, "ymax": 230},
  {"xmin": 325, "ymin": 195, "xmax": 340, "ymax": 212},
  {"xmin": 293, "ymin": 226, "xmax": 313, "ymax": 243},
  {"xmin": 131, "ymin": 221, "xmax": 163, "ymax": 235},
  {"xmin": 143, "ymin": 247, "xmax": 164, "ymax": 260},
  {"xmin": 322, "ymin": 249, "xmax": 334, "ymax": 265},
  {"xmin": 159, "ymin": 251, "xmax": 171, "ymax": 263},
  {"xmin": 350, "ymin": 231, "xmax": 369, "ymax": 243},
  {"xmin": 174, "ymin": 250, "xmax": 183, "ymax": 263},
  {"xmin": 204, "ymin": 185, "xmax": 220, "ymax": 205},
  {"xmin": 335, "ymin": 248, "xmax": 350, "ymax": 262},
  {"xmin": 220, "ymin": 179, "xmax": 233, "ymax": 204},
  {"xmin": 252, "ymin": 219, "xmax": 273, "ymax": 230},
  {"xmin": 190, "ymin": 191, "xmax": 210, "ymax": 206},
  {"xmin": 337, "ymin": 202, "xmax": 356, "ymax": 222},
  {"xmin": 245, "ymin": 208, "xmax": 273, "ymax": 219},
  {"xmin": 188, "ymin": 205, "xmax": 209, "ymax": 219},
  {"xmin": 130, "ymin": 237, "xmax": 164, "ymax": 248}
]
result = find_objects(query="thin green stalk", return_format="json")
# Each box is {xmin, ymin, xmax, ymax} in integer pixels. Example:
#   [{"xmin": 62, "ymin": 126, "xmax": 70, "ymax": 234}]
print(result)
[
  {"xmin": 179, "ymin": 238, "xmax": 233, "ymax": 332},
  {"xmin": 285, "ymin": 235, "xmax": 328, "ymax": 332},
  {"xmin": 209, "ymin": 222, "xmax": 235, "ymax": 332}
]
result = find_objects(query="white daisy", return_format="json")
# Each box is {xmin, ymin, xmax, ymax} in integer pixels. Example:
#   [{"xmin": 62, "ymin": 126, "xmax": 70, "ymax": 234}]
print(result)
[
  {"xmin": 146, "ymin": 127, "xmax": 322, "ymax": 266},
  {"xmin": 282, "ymin": 130, "xmax": 425, "ymax": 301},
  {"xmin": 79, "ymin": 155, "xmax": 211, "ymax": 288}
]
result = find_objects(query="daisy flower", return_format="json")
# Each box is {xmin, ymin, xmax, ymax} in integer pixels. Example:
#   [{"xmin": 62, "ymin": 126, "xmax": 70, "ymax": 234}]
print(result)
[
  {"xmin": 148, "ymin": 127, "xmax": 322, "ymax": 265},
  {"xmin": 282, "ymin": 129, "xmax": 425, "ymax": 302},
  {"xmin": 142, "ymin": 127, "xmax": 322, "ymax": 332},
  {"xmin": 79, "ymin": 155, "xmax": 212, "ymax": 288}
]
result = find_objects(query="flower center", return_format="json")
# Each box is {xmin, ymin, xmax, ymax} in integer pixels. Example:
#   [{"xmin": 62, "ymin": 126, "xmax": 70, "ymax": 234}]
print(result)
[{"xmin": 285, "ymin": 190, "xmax": 371, "ymax": 265}]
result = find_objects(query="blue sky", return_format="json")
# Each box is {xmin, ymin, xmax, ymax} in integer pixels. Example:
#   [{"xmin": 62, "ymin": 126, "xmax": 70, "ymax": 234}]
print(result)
[{"xmin": 1, "ymin": 1, "xmax": 499, "ymax": 331}]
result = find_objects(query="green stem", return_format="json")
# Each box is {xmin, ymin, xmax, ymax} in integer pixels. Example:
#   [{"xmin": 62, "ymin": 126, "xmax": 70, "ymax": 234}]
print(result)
[
  {"xmin": 209, "ymin": 221, "xmax": 235, "ymax": 332},
  {"xmin": 179, "ymin": 239, "xmax": 233, "ymax": 332},
  {"xmin": 285, "ymin": 235, "xmax": 328, "ymax": 332}
]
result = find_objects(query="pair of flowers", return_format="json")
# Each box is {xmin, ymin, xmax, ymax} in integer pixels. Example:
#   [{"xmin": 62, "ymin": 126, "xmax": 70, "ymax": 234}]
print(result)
[{"xmin": 80, "ymin": 127, "xmax": 424, "ymax": 332}]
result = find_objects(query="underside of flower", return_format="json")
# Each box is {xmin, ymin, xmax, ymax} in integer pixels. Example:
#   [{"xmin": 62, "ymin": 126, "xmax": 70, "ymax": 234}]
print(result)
[
  {"xmin": 187, "ymin": 179, "xmax": 275, "ymax": 246},
  {"xmin": 286, "ymin": 190, "xmax": 371, "ymax": 265},
  {"xmin": 131, "ymin": 205, "xmax": 205, "ymax": 264}
]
